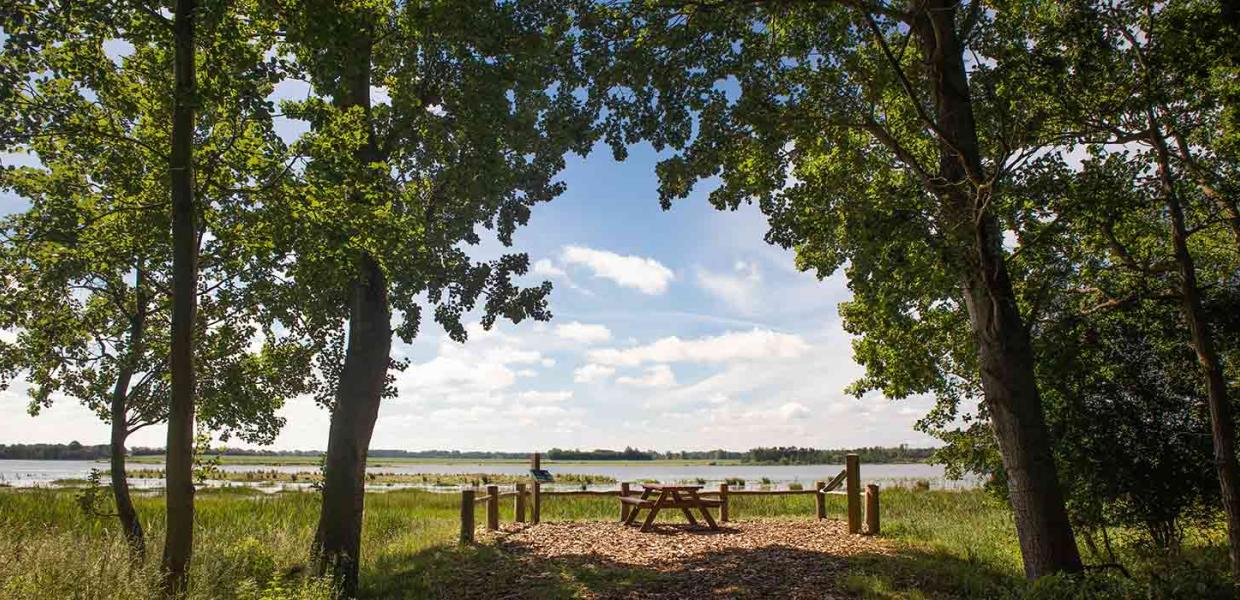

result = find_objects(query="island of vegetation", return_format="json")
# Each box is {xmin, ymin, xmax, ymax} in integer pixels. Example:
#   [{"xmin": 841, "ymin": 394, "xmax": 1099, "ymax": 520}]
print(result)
[{"xmin": 1, "ymin": 443, "xmax": 934, "ymax": 465}]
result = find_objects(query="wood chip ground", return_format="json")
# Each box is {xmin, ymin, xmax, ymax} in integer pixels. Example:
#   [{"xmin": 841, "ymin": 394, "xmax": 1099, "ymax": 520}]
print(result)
[{"xmin": 475, "ymin": 519, "xmax": 896, "ymax": 599}]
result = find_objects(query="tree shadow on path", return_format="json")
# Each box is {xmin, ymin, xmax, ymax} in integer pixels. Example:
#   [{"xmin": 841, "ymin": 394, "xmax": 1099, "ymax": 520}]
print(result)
[{"xmin": 361, "ymin": 523, "xmax": 1021, "ymax": 599}]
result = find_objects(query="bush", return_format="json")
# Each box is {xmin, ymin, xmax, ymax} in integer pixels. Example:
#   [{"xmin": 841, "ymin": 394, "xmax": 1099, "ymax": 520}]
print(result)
[
  {"xmin": 225, "ymin": 537, "xmax": 278, "ymax": 584},
  {"xmin": 236, "ymin": 573, "xmax": 334, "ymax": 600}
]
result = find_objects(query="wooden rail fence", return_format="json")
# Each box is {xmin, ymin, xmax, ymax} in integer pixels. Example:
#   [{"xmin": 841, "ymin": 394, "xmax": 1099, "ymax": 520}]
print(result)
[{"xmin": 459, "ymin": 453, "xmax": 881, "ymax": 544}]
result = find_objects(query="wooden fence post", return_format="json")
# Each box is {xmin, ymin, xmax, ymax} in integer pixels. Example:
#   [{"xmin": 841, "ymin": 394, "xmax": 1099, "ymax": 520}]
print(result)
[
  {"xmin": 459, "ymin": 489, "xmax": 475, "ymax": 544},
  {"xmin": 865, "ymin": 484, "xmax": 880, "ymax": 535},
  {"xmin": 814, "ymin": 480, "xmax": 826, "ymax": 520},
  {"xmin": 532, "ymin": 482, "xmax": 541, "ymax": 523},
  {"xmin": 719, "ymin": 483, "xmax": 730, "ymax": 522},
  {"xmin": 486, "ymin": 485, "xmax": 499, "ymax": 531},
  {"xmin": 846, "ymin": 454, "xmax": 861, "ymax": 534},
  {"xmin": 515, "ymin": 483, "xmax": 527, "ymax": 523},
  {"xmin": 531, "ymin": 452, "xmax": 542, "ymax": 524},
  {"xmin": 619, "ymin": 482, "xmax": 631, "ymax": 522}
]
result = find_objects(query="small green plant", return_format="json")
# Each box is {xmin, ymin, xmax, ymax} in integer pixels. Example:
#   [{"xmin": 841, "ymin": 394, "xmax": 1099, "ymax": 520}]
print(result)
[
  {"xmin": 192, "ymin": 430, "xmax": 223, "ymax": 484},
  {"xmin": 74, "ymin": 469, "xmax": 116, "ymax": 519},
  {"xmin": 787, "ymin": 482, "xmax": 804, "ymax": 491}
]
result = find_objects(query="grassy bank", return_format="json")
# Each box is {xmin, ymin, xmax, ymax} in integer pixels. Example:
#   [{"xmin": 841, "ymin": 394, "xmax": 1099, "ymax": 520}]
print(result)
[
  {"xmin": 0, "ymin": 487, "xmax": 1232, "ymax": 599},
  {"xmin": 109, "ymin": 469, "xmax": 616, "ymax": 487},
  {"xmin": 120, "ymin": 455, "xmax": 746, "ymax": 467}
]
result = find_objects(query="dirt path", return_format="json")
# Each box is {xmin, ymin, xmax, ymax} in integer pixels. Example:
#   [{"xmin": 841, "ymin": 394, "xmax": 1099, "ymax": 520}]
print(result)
[{"xmin": 481, "ymin": 519, "xmax": 896, "ymax": 599}]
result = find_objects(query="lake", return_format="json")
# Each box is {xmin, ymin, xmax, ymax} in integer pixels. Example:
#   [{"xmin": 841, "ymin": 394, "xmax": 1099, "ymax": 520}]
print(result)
[{"xmin": 0, "ymin": 459, "xmax": 977, "ymax": 491}]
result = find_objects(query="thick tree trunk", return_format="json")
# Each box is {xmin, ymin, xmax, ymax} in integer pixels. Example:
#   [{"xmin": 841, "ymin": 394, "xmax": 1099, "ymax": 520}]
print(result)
[
  {"xmin": 163, "ymin": 0, "xmax": 198, "ymax": 594},
  {"xmin": 111, "ymin": 267, "xmax": 147, "ymax": 559},
  {"xmin": 913, "ymin": 0, "xmax": 1082, "ymax": 577},
  {"xmin": 312, "ymin": 27, "xmax": 391, "ymax": 598},
  {"xmin": 1155, "ymin": 127, "xmax": 1240, "ymax": 578},
  {"xmin": 959, "ymin": 231, "xmax": 1083, "ymax": 578}
]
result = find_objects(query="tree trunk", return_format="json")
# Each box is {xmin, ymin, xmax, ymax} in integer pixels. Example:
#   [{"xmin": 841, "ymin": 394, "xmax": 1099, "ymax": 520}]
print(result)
[
  {"xmin": 163, "ymin": 0, "xmax": 198, "ymax": 593},
  {"xmin": 110, "ymin": 397, "xmax": 144, "ymax": 559},
  {"xmin": 913, "ymin": 0, "xmax": 1082, "ymax": 577},
  {"xmin": 1170, "ymin": 134, "xmax": 1240, "ymax": 252},
  {"xmin": 111, "ymin": 266, "xmax": 148, "ymax": 559},
  {"xmin": 1154, "ymin": 125, "xmax": 1240, "ymax": 578},
  {"xmin": 959, "ymin": 237, "xmax": 1083, "ymax": 578},
  {"xmin": 312, "ymin": 26, "xmax": 391, "ymax": 598}
]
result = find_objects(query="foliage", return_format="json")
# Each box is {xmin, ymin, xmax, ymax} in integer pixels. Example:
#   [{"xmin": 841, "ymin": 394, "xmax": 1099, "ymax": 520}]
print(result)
[
  {"xmin": 249, "ymin": 0, "xmax": 599, "ymax": 409},
  {"xmin": 916, "ymin": 0, "xmax": 1240, "ymax": 553},
  {"xmin": 0, "ymin": 442, "xmax": 114, "ymax": 460},
  {"xmin": 0, "ymin": 0, "xmax": 314, "ymax": 445},
  {"xmin": 546, "ymin": 447, "xmax": 654, "ymax": 461},
  {"xmin": 744, "ymin": 446, "xmax": 933, "ymax": 465}
]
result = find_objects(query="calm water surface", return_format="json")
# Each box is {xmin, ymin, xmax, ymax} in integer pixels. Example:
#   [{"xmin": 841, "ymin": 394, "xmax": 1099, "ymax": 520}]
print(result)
[{"xmin": 0, "ymin": 459, "xmax": 977, "ymax": 490}]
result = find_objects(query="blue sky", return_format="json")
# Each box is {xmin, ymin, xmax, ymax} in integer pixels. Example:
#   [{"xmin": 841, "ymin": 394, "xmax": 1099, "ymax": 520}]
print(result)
[{"xmin": 0, "ymin": 75, "xmax": 939, "ymax": 452}]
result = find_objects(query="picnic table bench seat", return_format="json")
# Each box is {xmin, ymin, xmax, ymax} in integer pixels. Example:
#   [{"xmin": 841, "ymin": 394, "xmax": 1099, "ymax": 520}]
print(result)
[
  {"xmin": 619, "ymin": 484, "xmax": 721, "ymax": 532},
  {"xmin": 619, "ymin": 497, "xmax": 721, "ymax": 510},
  {"xmin": 618, "ymin": 496, "xmax": 655, "ymax": 507}
]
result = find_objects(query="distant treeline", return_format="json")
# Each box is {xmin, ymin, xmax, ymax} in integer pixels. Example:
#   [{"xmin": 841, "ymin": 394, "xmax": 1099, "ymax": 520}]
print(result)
[
  {"xmin": 545, "ymin": 447, "xmax": 655, "ymax": 461},
  {"xmin": 742, "ymin": 446, "xmax": 935, "ymax": 465},
  {"xmin": 547, "ymin": 445, "xmax": 934, "ymax": 464},
  {"xmin": 0, "ymin": 443, "xmax": 935, "ymax": 464},
  {"xmin": 1, "ymin": 442, "xmax": 120, "ymax": 460}
]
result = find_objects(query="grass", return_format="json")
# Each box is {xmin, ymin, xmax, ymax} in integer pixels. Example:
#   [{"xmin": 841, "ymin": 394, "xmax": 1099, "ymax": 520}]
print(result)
[
  {"xmin": 0, "ymin": 486, "xmax": 1233, "ymax": 599},
  {"xmin": 120, "ymin": 469, "xmax": 615, "ymax": 487}
]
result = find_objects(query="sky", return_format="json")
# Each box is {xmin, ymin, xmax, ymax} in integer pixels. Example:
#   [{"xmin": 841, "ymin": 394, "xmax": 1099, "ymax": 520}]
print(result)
[{"xmin": 0, "ymin": 75, "xmax": 940, "ymax": 453}]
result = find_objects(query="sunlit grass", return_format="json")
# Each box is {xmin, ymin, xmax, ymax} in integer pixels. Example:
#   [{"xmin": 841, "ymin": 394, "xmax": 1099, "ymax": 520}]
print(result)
[{"xmin": 0, "ymin": 486, "xmax": 1232, "ymax": 599}]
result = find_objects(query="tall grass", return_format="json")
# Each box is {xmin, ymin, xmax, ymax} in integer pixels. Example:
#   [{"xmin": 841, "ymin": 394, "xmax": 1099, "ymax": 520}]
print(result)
[{"xmin": 0, "ymin": 486, "xmax": 1232, "ymax": 599}]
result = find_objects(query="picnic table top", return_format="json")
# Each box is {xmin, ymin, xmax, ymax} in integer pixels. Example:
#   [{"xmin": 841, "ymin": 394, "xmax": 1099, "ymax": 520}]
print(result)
[{"xmin": 640, "ymin": 483, "xmax": 703, "ymax": 491}]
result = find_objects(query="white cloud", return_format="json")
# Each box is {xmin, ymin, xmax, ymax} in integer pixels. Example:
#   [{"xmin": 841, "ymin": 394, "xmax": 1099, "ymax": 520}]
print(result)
[
  {"xmin": 696, "ymin": 260, "xmax": 762, "ymax": 313},
  {"xmin": 560, "ymin": 245, "xmax": 674, "ymax": 294},
  {"xmin": 616, "ymin": 365, "xmax": 676, "ymax": 388},
  {"xmin": 573, "ymin": 364, "xmax": 616, "ymax": 383},
  {"xmin": 516, "ymin": 390, "xmax": 574, "ymax": 404},
  {"xmin": 532, "ymin": 258, "xmax": 567, "ymax": 278},
  {"xmin": 531, "ymin": 258, "xmax": 595, "ymax": 296},
  {"xmin": 394, "ymin": 322, "xmax": 546, "ymax": 401},
  {"xmin": 554, "ymin": 321, "xmax": 612, "ymax": 344},
  {"xmin": 587, "ymin": 328, "xmax": 810, "ymax": 367},
  {"xmin": 777, "ymin": 402, "xmax": 811, "ymax": 420}
]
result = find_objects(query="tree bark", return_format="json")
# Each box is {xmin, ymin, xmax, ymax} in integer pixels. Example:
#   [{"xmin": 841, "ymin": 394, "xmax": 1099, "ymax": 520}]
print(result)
[
  {"xmin": 912, "ymin": 0, "xmax": 1083, "ymax": 578},
  {"xmin": 312, "ymin": 25, "xmax": 392, "ymax": 598},
  {"xmin": 1170, "ymin": 133, "xmax": 1240, "ymax": 253},
  {"xmin": 163, "ymin": 0, "xmax": 198, "ymax": 593},
  {"xmin": 1153, "ymin": 123, "xmax": 1240, "ymax": 578},
  {"xmin": 110, "ymin": 267, "xmax": 147, "ymax": 559}
]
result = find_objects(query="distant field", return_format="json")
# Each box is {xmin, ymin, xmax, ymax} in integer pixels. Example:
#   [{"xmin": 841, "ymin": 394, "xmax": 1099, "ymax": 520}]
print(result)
[{"xmin": 120, "ymin": 455, "xmax": 747, "ymax": 467}]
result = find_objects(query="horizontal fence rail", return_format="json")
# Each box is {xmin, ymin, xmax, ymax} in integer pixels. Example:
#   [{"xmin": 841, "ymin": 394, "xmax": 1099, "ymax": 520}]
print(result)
[{"xmin": 458, "ymin": 453, "xmax": 880, "ymax": 544}]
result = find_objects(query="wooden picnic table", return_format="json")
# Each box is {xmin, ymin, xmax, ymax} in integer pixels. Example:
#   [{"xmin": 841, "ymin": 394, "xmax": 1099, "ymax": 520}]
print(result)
[{"xmin": 619, "ymin": 483, "xmax": 721, "ymax": 532}]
